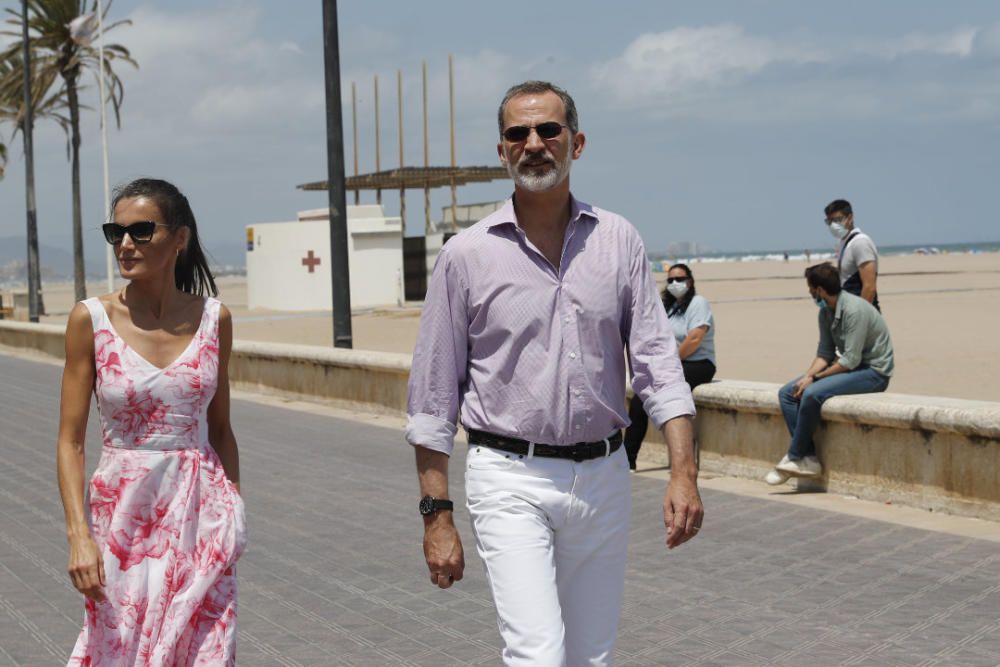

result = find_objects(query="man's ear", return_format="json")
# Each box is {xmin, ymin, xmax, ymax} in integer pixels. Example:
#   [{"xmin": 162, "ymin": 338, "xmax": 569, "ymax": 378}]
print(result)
[{"xmin": 571, "ymin": 131, "xmax": 586, "ymax": 159}]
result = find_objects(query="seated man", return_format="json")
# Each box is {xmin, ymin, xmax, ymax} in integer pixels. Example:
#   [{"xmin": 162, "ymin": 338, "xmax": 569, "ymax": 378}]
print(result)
[{"xmin": 767, "ymin": 263, "xmax": 894, "ymax": 485}]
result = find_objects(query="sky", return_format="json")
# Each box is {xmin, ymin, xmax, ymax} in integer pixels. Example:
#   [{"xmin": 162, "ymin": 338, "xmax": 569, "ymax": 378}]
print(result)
[{"xmin": 1, "ymin": 0, "xmax": 998, "ymax": 269}]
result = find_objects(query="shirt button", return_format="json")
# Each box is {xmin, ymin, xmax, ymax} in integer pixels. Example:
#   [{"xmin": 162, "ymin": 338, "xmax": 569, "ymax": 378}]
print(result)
[
  {"xmin": 564, "ymin": 316, "xmax": 571, "ymax": 323},
  {"xmin": 569, "ymin": 352, "xmax": 577, "ymax": 359},
  {"xmin": 575, "ymin": 424, "xmax": 582, "ymax": 430}
]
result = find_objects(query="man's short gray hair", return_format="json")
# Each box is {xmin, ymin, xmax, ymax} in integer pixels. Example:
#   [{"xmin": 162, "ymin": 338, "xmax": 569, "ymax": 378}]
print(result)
[{"xmin": 497, "ymin": 81, "xmax": 579, "ymax": 137}]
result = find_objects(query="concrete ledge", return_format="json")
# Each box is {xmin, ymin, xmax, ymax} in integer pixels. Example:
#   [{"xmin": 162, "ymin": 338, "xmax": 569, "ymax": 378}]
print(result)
[
  {"xmin": 637, "ymin": 380, "xmax": 1000, "ymax": 521},
  {"xmin": 0, "ymin": 320, "xmax": 66, "ymax": 358},
  {"xmin": 230, "ymin": 340, "xmax": 411, "ymax": 414},
  {"xmin": 3, "ymin": 320, "xmax": 999, "ymax": 519}
]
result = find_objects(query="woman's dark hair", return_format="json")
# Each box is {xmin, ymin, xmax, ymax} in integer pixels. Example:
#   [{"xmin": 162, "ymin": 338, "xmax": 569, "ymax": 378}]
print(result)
[
  {"xmin": 804, "ymin": 262, "xmax": 842, "ymax": 295},
  {"xmin": 662, "ymin": 262, "xmax": 696, "ymax": 314},
  {"xmin": 111, "ymin": 178, "xmax": 218, "ymax": 297}
]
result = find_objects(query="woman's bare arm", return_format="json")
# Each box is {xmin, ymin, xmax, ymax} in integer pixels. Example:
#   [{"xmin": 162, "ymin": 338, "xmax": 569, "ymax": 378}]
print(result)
[{"xmin": 57, "ymin": 303, "xmax": 105, "ymax": 601}]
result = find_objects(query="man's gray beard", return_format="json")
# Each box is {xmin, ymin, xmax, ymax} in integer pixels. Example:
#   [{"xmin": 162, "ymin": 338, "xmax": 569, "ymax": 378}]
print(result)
[{"xmin": 506, "ymin": 149, "xmax": 573, "ymax": 192}]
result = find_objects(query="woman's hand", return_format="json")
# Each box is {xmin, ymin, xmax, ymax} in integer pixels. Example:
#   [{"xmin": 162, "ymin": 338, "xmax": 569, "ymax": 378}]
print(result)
[{"xmin": 68, "ymin": 535, "xmax": 106, "ymax": 602}]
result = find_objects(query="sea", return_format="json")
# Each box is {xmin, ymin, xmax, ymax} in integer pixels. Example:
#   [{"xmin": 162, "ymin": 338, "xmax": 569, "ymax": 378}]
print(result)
[{"xmin": 650, "ymin": 240, "xmax": 1000, "ymax": 268}]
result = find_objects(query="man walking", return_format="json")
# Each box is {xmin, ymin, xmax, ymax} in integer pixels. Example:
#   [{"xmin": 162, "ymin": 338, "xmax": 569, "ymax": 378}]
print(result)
[
  {"xmin": 406, "ymin": 80, "xmax": 703, "ymax": 666},
  {"xmin": 825, "ymin": 199, "xmax": 880, "ymax": 311}
]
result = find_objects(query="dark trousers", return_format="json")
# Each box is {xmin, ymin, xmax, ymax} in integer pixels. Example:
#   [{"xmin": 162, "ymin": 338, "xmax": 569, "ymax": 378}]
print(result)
[{"xmin": 624, "ymin": 359, "xmax": 716, "ymax": 469}]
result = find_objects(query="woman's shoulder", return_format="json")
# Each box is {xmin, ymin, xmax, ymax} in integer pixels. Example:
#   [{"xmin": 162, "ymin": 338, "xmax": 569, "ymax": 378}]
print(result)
[{"xmin": 689, "ymin": 294, "xmax": 712, "ymax": 309}]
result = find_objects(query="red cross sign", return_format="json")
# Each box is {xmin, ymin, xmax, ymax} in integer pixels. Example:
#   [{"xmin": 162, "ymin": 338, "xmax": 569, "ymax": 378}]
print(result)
[{"xmin": 302, "ymin": 250, "xmax": 321, "ymax": 273}]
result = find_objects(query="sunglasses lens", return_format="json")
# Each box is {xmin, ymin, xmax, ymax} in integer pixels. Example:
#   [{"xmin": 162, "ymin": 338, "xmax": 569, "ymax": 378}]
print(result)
[
  {"xmin": 129, "ymin": 222, "xmax": 156, "ymax": 243},
  {"xmin": 102, "ymin": 223, "xmax": 123, "ymax": 245},
  {"xmin": 103, "ymin": 221, "xmax": 158, "ymax": 244},
  {"xmin": 536, "ymin": 122, "xmax": 564, "ymax": 139},
  {"xmin": 503, "ymin": 126, "xmax": 531, "ymax": 142}
]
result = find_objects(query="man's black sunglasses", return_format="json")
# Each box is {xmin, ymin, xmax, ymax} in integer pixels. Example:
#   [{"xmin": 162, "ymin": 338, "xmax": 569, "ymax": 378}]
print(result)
[
  {"xmin": 502, "ymin": 122, "xmax": 567, "ymax": 142},
  {"xmin": 102, "ymin": 221, "xmax": 165, "ymax": 245}
]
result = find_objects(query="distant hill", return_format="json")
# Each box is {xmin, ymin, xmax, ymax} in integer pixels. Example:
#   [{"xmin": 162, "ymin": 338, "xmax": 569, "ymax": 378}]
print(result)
[
  {"xmin": 0, "ymin": 236, "xmax": 105, "ymax": 280},
  {"xmin": 0, "ymin": 236, "xmax": 246, "ymax": 280}
]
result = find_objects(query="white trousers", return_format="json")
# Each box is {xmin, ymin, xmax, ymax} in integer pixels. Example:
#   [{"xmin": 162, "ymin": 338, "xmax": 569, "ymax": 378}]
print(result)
[{"xmin": 465, "ymin": 444, "xmax": 632, "ymax": 667}]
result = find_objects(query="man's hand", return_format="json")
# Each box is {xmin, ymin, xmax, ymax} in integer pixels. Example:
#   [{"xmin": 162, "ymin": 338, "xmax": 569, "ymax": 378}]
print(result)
[
  {"xmin": 793, "ymin": 374, "xmax": 814, "ymax": 399},
  {"xmin": 423, "ymin": 514, "xmax": 465, "ymax": 589},
  {"xmin": 664, "ymin": 477, "xmax": 704, "ymax": 549},
  {"xmin": 68, "ymin": 535, "xmax": 106, "ymax": 602}
]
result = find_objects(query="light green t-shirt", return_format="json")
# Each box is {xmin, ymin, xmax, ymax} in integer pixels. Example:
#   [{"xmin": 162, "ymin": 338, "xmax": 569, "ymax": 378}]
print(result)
[{"xmin": 817, "ymin": 291, "xmax": 894, "ymax": 377}]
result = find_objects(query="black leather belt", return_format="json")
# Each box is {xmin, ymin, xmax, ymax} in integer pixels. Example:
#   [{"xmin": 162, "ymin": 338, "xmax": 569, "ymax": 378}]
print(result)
[{"xmin": 466, "ymin": 429, "xmax": 623, "ymax": 462}]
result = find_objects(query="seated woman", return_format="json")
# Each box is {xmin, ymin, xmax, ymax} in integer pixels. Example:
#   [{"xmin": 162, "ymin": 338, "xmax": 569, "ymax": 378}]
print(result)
[{"xmin": 624, "ymin": 263, "xmax": 716, "ymax": 470}]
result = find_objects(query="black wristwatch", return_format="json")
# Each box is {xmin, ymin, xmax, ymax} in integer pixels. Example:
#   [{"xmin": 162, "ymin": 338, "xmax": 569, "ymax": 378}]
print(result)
[{"xmin": 419, "ymin": 496, "xmax": 454, "ymax": 517}]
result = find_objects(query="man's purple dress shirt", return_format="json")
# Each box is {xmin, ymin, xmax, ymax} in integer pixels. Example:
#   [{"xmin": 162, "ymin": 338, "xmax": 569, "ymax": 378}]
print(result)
[{"xmin": 405, "ymin": 196, "xmax": 695, "ymax": 456}]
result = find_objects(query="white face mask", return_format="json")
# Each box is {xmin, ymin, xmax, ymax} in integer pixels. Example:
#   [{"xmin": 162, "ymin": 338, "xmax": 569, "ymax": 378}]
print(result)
[
  {"xmin": 666, "ymin": 281, "xmax": 689, "ymax": 299},
  {"xmin": 828, "ymin": 221, "xmax": 849, "ymax": 240}
]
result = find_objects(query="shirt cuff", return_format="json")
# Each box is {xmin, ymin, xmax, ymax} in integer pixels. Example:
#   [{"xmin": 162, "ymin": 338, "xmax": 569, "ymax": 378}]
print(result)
[
  {"xmin": 405, "ymin": 413, "xmax": 458, "ymax": 456},
  {"xmin": 643, "ymin": 384, "xmax": 696, "ymax": 429}
]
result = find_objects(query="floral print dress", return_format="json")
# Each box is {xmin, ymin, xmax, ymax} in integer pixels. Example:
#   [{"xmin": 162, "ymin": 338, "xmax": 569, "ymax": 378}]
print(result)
[{"xmin": 69, "ymin": 296, "xmax": 247, "ymax": 666}]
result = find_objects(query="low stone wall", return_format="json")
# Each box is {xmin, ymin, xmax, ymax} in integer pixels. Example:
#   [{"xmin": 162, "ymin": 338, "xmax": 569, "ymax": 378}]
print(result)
[
  {"xmin": 637, "ymin": 380, "xmax": 1000, "ymax": 520},
  {"xmin": 3, "ymin": 320, "xmax": 999, "ymax": 519},
  {"xmin": 229, "ymin": 340, "xmax": 411, "ymax": 415}
]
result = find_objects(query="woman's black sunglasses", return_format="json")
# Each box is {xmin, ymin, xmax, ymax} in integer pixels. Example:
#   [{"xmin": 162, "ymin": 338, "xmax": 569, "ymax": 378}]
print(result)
[
  {"xmin": 667, "ymin": 277, "xmax": 690, "ymax": 284},
  {"xmin": 101, "ymin": 221, "xmax": 164, "ymax": 245},
  {"xmin": 501, "ymin": 122, "xmax": 567, "ymax": 142}
]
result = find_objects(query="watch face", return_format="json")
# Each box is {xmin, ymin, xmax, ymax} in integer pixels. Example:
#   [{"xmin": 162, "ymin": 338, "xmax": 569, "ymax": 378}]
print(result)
[{"xmin": 419, "ymin": 496, "xmax": 434, "ymax": 516}]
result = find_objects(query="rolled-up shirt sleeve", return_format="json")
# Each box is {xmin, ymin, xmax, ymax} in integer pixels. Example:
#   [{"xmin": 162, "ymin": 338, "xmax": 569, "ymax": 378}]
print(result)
[
  {"xmin": 405, "ymin": 246, "xmax": 468, "ymax": 456},
  {"xmin": 624, "ymin": 233, "xmax": 695, "ymax": 429}
]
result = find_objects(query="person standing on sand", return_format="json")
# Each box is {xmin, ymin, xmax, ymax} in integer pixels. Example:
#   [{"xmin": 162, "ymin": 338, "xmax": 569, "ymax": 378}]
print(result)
[{"xmin": 825, "ymin": 198, "xmax": 880, "ymax": 311}]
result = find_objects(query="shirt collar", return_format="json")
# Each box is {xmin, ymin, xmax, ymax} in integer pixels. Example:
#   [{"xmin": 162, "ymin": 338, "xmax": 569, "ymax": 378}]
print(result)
[
  {"xmin": 487, "ymin": 194, "xmax": 598, "ymax": 231},
  {"xmin": 832, "ymin": 292, "xmax": 848, "ymax": 323}
]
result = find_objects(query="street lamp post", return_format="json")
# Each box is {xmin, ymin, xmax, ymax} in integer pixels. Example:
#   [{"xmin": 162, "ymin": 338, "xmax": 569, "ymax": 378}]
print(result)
[
  {"xmin": 21, "ymin": 0, "xmax": 40, "ymax": 323},
  {"xmin": 321, "ymin": 0, "xmax": 353, "ymax": 348},
  {"xmin": 68, "ymin": 7, "xmax": 114, "ymax": 294}
]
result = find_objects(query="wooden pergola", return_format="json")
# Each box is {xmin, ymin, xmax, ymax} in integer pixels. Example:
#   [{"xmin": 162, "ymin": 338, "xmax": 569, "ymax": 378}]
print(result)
[
  {"xmin": 297, "ymin": 165, "xmax": 510, "ymax": 233},
  {"xmin": 297, "ymin": 165, "xmax": 509, "ymax": 192}
]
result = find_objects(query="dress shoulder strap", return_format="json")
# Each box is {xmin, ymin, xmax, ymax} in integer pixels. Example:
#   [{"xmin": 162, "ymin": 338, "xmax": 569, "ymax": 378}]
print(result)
[
  {"xmin": 79, "ymin": 297, "xmax": 109, "ymax": 333},
  {"xmin": 202, "ymin": 297, "xmax": 223, "ymax": 343}
]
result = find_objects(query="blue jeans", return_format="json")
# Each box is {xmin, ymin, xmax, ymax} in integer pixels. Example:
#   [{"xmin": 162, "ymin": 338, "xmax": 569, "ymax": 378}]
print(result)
[{"xmin": 778, "ymin": 367, "xmax": 889, "ymax": 460}]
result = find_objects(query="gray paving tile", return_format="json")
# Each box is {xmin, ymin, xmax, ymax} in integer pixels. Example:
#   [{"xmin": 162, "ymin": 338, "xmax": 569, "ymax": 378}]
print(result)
[{"xmin": 3, "ymin": 352, "xmax": 1000, "ymax": 665}]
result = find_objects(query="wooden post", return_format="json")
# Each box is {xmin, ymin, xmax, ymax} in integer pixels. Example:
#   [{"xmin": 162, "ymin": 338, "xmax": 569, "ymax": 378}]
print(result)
[
  {"xmin": 448, "ymin": 54, "xmax": 457, "ymax": 231},
  {"xmin": 351, "ymin": 81, "xmax": 359, "ymax": 205},
  {"xmin": 398, "ymin": 69, "xmax": 405, "ymax": 234},
  {"xmin": 422, "ymin": 61, "xmax": 431, "ymax": 235},
  {"xmin": 374, "ymin": 74, "xmax": 381, "ymax": 205}
]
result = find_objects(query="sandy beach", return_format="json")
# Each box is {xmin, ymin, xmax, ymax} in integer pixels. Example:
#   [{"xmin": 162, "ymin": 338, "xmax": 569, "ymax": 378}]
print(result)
[{"xmin": 13, "ymin": 251, "xmax": 1000, "ymax": 402}]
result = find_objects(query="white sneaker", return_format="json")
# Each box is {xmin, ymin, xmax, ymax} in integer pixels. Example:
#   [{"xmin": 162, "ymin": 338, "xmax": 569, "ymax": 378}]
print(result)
[
  {"xmin": 775, "ymin": 455, "xmax": 822, "ymax": 477},
  {"xmin": 765, "ymin": 469, "xmax": 791, "ymax": 486}
]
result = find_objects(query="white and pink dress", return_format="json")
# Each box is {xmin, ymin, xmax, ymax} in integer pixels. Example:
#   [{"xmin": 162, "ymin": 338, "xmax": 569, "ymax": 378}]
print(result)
[{"xmin": 69, "ymin": 296, "xmax": 247, "ymax": 666}]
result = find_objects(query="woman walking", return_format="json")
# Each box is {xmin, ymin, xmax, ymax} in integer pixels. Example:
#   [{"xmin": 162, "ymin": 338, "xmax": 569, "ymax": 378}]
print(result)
[
  {"xmin": 58, "ymin": 178, "xmax": 246, "ymax": 665},
  {"xmin": 624, "ymin": 263, "xmax": 717, "ymax": 469}
]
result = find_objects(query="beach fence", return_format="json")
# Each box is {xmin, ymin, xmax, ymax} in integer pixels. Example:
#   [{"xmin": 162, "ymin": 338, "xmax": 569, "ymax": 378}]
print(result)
[{"xmin": 3, "ymin": 320, "xmax": 999, "ymax": 521}]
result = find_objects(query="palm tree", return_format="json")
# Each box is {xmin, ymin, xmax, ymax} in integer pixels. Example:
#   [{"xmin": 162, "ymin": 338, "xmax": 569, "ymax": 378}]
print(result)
[
  {"xmin": 2, "ymin": 0, "xmax": 135, "ymax": 300},
  {"xmin": 0, "ymin": 47, "xmax": 68, "ymax": 314}
]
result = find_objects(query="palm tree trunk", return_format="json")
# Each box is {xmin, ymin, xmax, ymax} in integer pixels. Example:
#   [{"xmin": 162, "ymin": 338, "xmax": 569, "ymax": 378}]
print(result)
[{"xmin": 66, "ymin": 74, "xmax": 86, "ymax": 301}]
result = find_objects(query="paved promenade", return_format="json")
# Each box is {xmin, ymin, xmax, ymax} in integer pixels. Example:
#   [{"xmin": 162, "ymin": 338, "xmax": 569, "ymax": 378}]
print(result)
[{"xmin": 2, "ymin": 352, "xmax": 999, "ymax": 666}]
